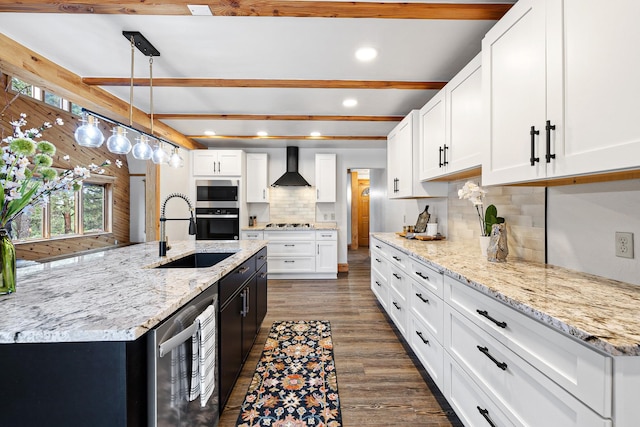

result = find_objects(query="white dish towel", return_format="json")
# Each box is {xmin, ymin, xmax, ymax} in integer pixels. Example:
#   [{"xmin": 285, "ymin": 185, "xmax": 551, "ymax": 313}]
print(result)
[{"xmin": 188, "ymin": 304, "xmax": 217, "ymax": 407}]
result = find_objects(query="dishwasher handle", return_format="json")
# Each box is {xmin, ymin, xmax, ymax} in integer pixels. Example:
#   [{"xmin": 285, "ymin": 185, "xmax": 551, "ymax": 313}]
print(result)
[{"xmin": 159, "ymin": 322, "xmax": 196, "ymax": 358}]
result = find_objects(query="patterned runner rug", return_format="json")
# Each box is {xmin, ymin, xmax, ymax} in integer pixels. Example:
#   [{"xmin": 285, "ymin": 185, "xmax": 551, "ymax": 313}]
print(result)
[{"xmin": 236, "ymin": 320, "xmax": 342, "ymax": 427}]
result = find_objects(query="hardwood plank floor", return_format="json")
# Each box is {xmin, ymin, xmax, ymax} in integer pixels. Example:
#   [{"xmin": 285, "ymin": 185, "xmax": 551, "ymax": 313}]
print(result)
[{"xmin": 218, "ymin": 247, "xmax": 463, "ymax": 426}]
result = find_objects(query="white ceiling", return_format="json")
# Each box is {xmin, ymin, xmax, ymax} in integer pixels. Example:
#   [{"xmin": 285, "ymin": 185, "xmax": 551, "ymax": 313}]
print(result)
[{"xmin": 0, "ymin": 3, "xmax": 515, "ymax": 149}]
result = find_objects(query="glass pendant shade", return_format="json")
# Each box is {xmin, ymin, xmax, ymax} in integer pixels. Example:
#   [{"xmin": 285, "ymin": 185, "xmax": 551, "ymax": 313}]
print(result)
[
  {"xmin": 169, "ymin": 148, "xmax": 184, "ymax": 168},
  {"xmin": 132, "ymin": 135, "xmax": 153, "ymax": 160},
  {"xmin": 74, "ymin": 114, "xmax": 105, "ymax": 148},
  {"xmin": 151, "ymin": 143, "xmax": 169, "ymax": 164},
  {"xmin": 106, "ymin": 126, "xmax": 132, "ymax": 154}
]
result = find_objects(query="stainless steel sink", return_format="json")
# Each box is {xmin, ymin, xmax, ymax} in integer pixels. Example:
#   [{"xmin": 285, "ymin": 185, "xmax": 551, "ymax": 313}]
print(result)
[{"xmin": 155, "ymin": 252, "xmax": 234, "ymax": 268}]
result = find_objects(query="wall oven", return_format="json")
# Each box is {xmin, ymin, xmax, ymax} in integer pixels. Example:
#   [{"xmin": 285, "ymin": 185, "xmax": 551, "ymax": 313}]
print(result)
[{"xmin": 196, "ymin": 207, "xmax": 239, "ymax": 240}]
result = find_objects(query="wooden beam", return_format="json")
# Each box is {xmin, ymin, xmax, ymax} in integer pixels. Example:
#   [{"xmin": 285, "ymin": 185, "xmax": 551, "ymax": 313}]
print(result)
[
  {"xmin": 154, "ymin": 113, "xmax": 403, "ymax": 122},
  {"xmin": 0, "ymin": 1, "xmax": 513, "ymax": 20},
  {"xmin": 0, "ymin": 33, "xmax": 205, "ymax": 151},
  {"xmin": 82, "ymin": 78, "xmax": 446, "ymax": 90},
  {"xmin": 190, "ymin": 134, "xmax": 387, "ymax": 140}
]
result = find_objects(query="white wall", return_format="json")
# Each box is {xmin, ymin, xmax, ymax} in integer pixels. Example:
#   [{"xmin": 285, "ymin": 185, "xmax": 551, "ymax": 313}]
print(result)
[
  {"xmin": 547, "ymin": 180, "xmax": 640, "ymax": 285},
  {"xmin": 128, "ymin": 156, "xmax": 147, "ymax": 243},
  {"xmin": 160, "ymin": 155, "xmax": 195, "ymax": 243}
]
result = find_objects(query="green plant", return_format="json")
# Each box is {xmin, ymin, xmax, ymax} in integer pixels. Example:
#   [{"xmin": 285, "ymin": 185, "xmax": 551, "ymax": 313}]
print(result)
[{"xmin": 484, "ymin": 204, "xmax": 505, "ymax": 236}]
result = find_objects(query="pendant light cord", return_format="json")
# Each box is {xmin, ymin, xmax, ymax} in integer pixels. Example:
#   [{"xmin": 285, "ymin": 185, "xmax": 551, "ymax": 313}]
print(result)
[
  {"xmin": 129, "ymin": 35, "xmax": 135, "ymax": 127},
  {"xmin": 149, "ymin": 56, "xmax": 154, "ymax": 135}
]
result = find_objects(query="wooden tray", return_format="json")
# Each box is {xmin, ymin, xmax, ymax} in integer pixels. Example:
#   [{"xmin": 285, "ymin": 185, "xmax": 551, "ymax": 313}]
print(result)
[{"xmin": 414, "ymin": 235, "xmax": 445, "ymax": 241}]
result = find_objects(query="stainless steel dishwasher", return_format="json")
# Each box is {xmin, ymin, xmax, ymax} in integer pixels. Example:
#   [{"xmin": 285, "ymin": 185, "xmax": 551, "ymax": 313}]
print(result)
[{"xmin": 148, "ymin": 284, "xmax": 219, "ymax": 427}]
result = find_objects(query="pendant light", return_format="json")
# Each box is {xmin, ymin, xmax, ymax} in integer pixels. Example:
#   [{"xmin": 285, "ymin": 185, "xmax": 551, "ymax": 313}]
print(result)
[
  {"xmin": 74, "ymin": 111, "xmax": 104, "ymax": 147},
  {"xmin": 132, "ymin": 134, "xmax": 153, "ymax": 160},
  {"xmin": 107, "ymin": 34, "xmax": 136, "ymax": 155},
  {"xmin": 152, "ymin": 141, "xmax": 170, "ymax": 164},
  {"xmin": 169, "ymin": 146, "xmax": 184, "ymax": 168}
]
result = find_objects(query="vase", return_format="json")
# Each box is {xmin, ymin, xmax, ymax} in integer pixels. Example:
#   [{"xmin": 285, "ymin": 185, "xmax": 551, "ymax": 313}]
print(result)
[
  {"xmin": 479, "ymin": 235, "xmax": 491, "ymax": 257},
  {"xmin": 0, "ymin": 229, "xmax": 16, "ymax": 295}
]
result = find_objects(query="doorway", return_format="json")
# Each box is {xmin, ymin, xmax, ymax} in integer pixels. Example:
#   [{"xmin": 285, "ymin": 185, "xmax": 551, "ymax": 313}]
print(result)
[{"xmin": 349, "ymin": 169, "xmax": 370, "ymax": 250}]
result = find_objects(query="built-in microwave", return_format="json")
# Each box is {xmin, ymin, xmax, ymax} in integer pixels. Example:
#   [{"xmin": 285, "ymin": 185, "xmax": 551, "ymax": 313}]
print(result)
[{"xmin": 196, "ymin": 179, "xmax": 238, "ymax": 203}]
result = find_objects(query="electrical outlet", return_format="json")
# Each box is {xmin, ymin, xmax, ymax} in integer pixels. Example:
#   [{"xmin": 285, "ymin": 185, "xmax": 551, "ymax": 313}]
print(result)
[
  {"xmin": 615, "ymin": 232, "xmax": 634, "ymax": 259},
  {"xmin": 331, "ymin": 213, "xmax": 335, "ymax": 220}
]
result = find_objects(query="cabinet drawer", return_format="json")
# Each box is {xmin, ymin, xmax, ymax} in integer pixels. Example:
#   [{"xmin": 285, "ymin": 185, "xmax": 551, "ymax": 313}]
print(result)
[
  {"xmin": 444, "ymin": 352, "xmax": 515, "ymax": 427},
  {"xmin": 445, "ymin": 276, "xmax": 612, "ymax": 416},
  {"xmin": 371, "ymin": 238, "xmax": 391, "ymax": 258},
  {"xmin": 409, "ymin": 279, "xmax": 444, "ymax": 345},
  {"xmin": 409, "ymin": 315, "xmax": 444, "ymax": 391},
  {"xmin": 267, "ymin": 257, "xmax": 315, "ymax": 273},
  {"xmin": 267, "ymin": 241, "xmax": 315, "ymax": 257},
  {"xmin": 446, "ymin": 307, "xmax": 611, "ymax": 427},
  {"xmin": 219, "ymin": 258, "xmax": 255, "ymax": 307},
  {"xmin": 371, "ymin": 251, "xmax": 389, "ymax": 278},
  {"xmin": 241, "ymin": 231, "xmax": 264, "ymax": 240},
  {"xmin": 409, "ymin": 257, "xmax": 444, "ymax": 299},
  {"xmin": 388, "ymin": 285, "xmax": 407, "ymax": 337},
  {"xmin": 389, "ymin": 265, "xmax": 408, "ymax": 300},
  {"xmin": 255, "ymin": 247, "xmax": 267, "ymax": 269},
  {"xmin": 264, "ymin": 231, "xmax": 315, "ymax": 241},
  {"xmin": 371, "ymin": 269, "xmax": 388, "ymax": 310},
  {"xmin": 316, "ymin": 230, "xmax": 337, "ymax": 240},
  {"xmin": 387, "ymin": 246, "xmax": 408, "ymax": 270}
]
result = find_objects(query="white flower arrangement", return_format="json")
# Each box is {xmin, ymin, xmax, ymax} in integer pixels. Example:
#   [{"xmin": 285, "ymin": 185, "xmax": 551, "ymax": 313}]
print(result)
[
  {"xmin": 458, "ymin": 180, "xmax": 503, "ymax": 237},
  {"xmin": 0, "ymin": 113, "xmax": 121, "ymax": 229}
]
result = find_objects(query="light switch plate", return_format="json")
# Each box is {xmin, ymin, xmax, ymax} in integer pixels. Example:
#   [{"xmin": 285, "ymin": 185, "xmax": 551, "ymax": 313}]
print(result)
[{"xmin": 615, "ymin": 232, "xmax": 634, "ymax": 258}]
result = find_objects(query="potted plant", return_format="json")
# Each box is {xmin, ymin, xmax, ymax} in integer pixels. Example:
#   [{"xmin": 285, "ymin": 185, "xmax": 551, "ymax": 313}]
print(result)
[{"xmin": 457, "ymin": 181, "xmax": 504, "ymax": 255}]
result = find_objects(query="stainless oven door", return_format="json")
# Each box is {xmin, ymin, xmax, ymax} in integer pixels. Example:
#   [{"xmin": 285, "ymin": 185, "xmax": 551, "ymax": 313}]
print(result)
[
  {"xmin": 148, "ymin": 285, "xmax": 219, "ymax": 427},
  {"xmin": 196, "ymin": 214, "xmax": 239, "ymax": 240}
]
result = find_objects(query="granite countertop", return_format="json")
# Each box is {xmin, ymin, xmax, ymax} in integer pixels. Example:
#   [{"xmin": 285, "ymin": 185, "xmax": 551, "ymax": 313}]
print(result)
[
  {"xmin": 0, "ymin": 240, "xmax": 267, "ymax": 344},
  {"xmin": 242, "ymin": 222, "xmax": 338, "ymax": 231},
  {"xmin": 371, "ymin": 233, "xmax": 640, "ymax": 357}
]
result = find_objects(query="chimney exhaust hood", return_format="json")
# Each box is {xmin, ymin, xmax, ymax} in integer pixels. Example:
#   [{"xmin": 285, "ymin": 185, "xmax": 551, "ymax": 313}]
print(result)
[{"xmin": 271, "ymin": 146, "xmax": 311, "ymax": 187}]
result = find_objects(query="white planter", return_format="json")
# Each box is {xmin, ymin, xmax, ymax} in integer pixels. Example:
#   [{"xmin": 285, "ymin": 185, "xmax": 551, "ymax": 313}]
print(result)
[{"xmin": 479, "ymin": 236, "xmax": 491, "ymax": 257}]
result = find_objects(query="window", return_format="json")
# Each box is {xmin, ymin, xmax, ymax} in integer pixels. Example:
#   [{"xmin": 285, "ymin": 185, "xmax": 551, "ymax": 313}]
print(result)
[
  {"xmin": 10, "ymin": 77, "xmax": 33, "ymax": 97},
  {"xmin": 44, "ymin": 91, "xmax": 63, "ymax": 109},
  {"xmin": 11, "ymin": 181, "xmax": 112, "ymax": 242}
]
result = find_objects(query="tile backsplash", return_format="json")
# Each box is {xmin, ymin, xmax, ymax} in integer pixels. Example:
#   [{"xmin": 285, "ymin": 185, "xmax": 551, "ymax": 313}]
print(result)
[
  {"xmin": 268, "ymin": 187, "xmax": 316, "ymax": 223},
  {"xmin": 448, "ymin": 176, "xmax": 546, "ymax": 263}
]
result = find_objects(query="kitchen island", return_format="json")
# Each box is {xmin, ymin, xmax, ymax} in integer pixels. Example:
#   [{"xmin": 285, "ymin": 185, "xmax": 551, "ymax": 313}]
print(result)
[
  {"xmin": 0, "ymin": 239, "xmax": 267, "ymax": 427},
  {"xmin": 371, "ymin": 232, "xmax": 640, "ymax": 427}
]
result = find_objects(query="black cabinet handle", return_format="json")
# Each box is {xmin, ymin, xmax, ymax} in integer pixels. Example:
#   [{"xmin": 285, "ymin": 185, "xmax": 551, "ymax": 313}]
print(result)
[
  {"xmin": 284, "ymin": 244, "xmax": 295, "ymax": 247},
  {"xmin": 476, "ymin": 309, "xmax": 507, "ymax": 328},
  {"xmin": 545, "ymin": 120, "xmax": 556, "ymax": 163},
  {"xmin": 477, "ymin": 406, "xmax": 497, "ymax": 427},
  {"xmin": 375, "ymin": 245, "xmax": 381, "ymax": 249},
  {"xmin": 258, "ymin": 255, "xmax": 266, "ymax": 260},
  {"xmin": 392, "ymin": 301, "xmax": 401, "ymax": 310},
  {"xmin": 260, "ymin": 273, "xmax": 267, "ymax": 279},
  {"xmin": 416, "ymin": 331, "xmax": 429, "ymax": 345},
  {"xmin": 530, "ymin": 125, "xmax": 540, "ymax": 166},
  {"xmin": 415, "ymin": 271, "xmax": 429, "ymax": 281},
  {"xmin": 375, "ymin": 258, "xmax": 382, "ymax": 263},
  {"xmin": 392, "ymin": 273, "xmax": 401, "ymax": 279},
  {"xmin": 392, "ymin": 256, "xmax": 401, "ymax": 261},
  {"xmin": 237, "ymin": 266, "xmax": 250, "ymax": 274},
  {"xmin": 284, "ymin": 260, "xmax": 295, "ymax": 263},
  {"xmin": 415, "ymin": 293, "xmax": 429, "ymax": 303},
  {"xmin": 443, "ymin": 144, "xmax": 449, "ymax": 166},
  {"xmin": 375, "ymin": 281, "xmax": 382, "ymax": 287},
  {"xmin": 477, "ymin": 345, "xmax": 508, "ymax": 371},
  {"xmin": 439, "ymin": 146, "xmax": 444, "ymax": 168}
]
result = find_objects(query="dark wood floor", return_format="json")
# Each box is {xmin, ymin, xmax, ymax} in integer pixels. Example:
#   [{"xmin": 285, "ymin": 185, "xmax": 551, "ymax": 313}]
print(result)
[{"xmin": 218, "ymin": 247, "xmax": 463, "ymax": 426}]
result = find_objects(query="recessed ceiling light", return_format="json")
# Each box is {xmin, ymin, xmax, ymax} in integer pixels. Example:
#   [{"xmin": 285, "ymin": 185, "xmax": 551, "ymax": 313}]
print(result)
[
  {"xmin": 310, "ymin": 131, "xmax": 322, "ymax": 137},
  {"xmin": 342, "ymin": 98, "xmax": 358, "ymax": 108},
  {"xmin": 257, "ymin": 131, "xmax": 268, "ymax": 137},
  {"xmin": 355, "ymin": 47, "xmax": 378, "ymax": 62},
  {"xmin": 203, "ymin": 130, "xmax": 216, "ymax": 136}
]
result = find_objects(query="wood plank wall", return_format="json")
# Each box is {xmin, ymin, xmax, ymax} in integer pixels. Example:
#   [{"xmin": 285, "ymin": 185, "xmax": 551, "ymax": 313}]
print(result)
[{"xmin": 1, "ymin": 76, "xmax": 131, "ymax": 260}]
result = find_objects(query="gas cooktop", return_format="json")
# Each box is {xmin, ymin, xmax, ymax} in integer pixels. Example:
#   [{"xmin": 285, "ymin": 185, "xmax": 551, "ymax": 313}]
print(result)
[{"xmin": 265, "ymin": 223, "xmax": 314, "ymax": 229}]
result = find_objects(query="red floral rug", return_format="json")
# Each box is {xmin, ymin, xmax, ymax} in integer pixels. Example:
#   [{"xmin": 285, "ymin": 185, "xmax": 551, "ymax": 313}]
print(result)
[{"xmin": 236, "ymin": 320, "xmax": 342, "ymax": 427}]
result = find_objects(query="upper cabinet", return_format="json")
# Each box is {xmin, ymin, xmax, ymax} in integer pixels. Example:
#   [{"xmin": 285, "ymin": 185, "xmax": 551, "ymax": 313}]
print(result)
[
  {"xmin": 419, "ymin": 54, "xmax": 482, "ymax": 181},
  {"xmin": 482, "ymin": 0, "xmax": 640, "ymax": 185},
  {"xmin": 388, "ymin": 111, "xmax": 448, "ymax": 199},
  {"xmin": 246, "ymin": 153, "xmax": 269, "ymax": 203},
  {"xmin": 192, "ymin": 150, "xmax": 243, "ymax": 176},
  {"xmin": 315, "ymin": 153, "xmax": 337, "ymax": 203}
]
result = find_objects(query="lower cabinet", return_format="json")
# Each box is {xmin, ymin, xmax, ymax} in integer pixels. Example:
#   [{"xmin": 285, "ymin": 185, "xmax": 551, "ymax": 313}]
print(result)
[
  {"xmin": 370, "ymin": 237, "xmax": 618, "ymax": 427},
  {"xmin": 219, "ymin": 247, "xmax": 268, "ymax": 409},
  {"xmin": 263, "ymin": 229, "xmax": 337, "ymax": 279}
]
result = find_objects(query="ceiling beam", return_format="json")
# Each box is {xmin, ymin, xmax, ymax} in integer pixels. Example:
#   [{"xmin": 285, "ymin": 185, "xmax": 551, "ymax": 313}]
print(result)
[
  {"xmin": 0, "ymin": 1, "xmax": 513, "ymax": 20},
  {"xmin": 82, "ymin": 78, "xmax": 446, "ymax": 90},
  {"xmin": 0, "ymin": 33, "xmax": 204, "ymax": 150},
  {"xmin": 155, "ymin": 114, "xmax": 403, "ymax": 122},
  {"xmin": 190, "ymin": 135, "xmax": 387, "ymax": 140}
]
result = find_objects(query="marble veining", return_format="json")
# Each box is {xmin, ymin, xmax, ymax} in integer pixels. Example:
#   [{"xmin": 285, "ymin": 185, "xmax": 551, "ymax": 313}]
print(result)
[
  {"xmin": 372, "ymin": 233, "xmax": 640, "ymax": 357},
  {"xmin": 0, "ymin": 240, "xmax": 266, "ymax": 344},
  {"xmin": 242, "ymin": 222, "xmax": 338, "ymax": 231}
]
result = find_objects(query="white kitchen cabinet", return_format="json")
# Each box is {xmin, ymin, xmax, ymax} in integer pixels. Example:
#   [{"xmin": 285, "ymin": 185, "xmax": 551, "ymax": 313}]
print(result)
[
  {"xmin": 482, "ymin": 0, "xmax": 640, "ymax": 185},
  {"xmin": 192, "ymin": 150, "xmax": 243, "ymax": 176},
  {"xmin": 245, "ymin": 153, "xmax": 269, "ymax": 203},
  {"xmin": 388, "ymin": 111, "xmax": 447, "ymax": 199},
  {"xmin": 419, "ymin": 54, "xmax": 482, "ymax": 181},
  {"xmin": 241, "ymin": 230, "xmax": 264, "ymax": 240},
  {"xmin": 315, "ymin": 230, "xmax": 337, "ymax": 275},
  {"xmin": 315, "ymin": 154, "xmax": 336, "ymax": 203}
]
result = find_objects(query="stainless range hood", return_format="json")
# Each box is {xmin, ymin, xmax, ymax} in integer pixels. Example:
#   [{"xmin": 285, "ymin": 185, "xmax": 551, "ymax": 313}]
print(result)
[{"xmin": 271, "ymin": 146, "xmax": 311, "ymax": 187}]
